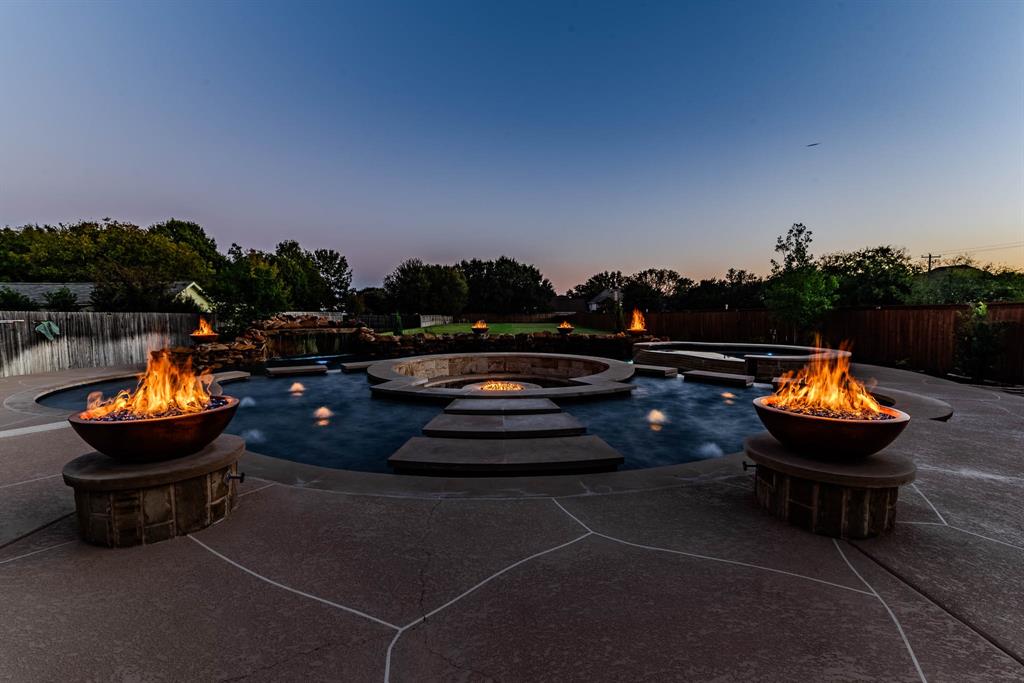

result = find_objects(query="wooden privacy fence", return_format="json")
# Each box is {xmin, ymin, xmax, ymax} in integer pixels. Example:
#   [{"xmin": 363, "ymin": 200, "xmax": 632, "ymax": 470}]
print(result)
[
  {"xmin": 0, "ymin": 311, "xmax": 202, "ymax": 378},
  {"xmin": 574, "ymin": 304, "xmax": 1024, "ymax": 383}
]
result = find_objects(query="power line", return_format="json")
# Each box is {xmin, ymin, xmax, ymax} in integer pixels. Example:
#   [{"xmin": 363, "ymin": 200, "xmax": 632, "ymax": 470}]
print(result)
[{"xmin": 932, "ymin": 240, "xmax": 1024, "ymax": 255}]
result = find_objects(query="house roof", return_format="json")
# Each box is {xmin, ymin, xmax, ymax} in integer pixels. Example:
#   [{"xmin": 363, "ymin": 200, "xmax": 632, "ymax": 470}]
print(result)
[
  {"xmin": 0, "ymin": 281, "xmax": 202, "ymax": 306},
  {"xmin": 0, "ymin": 282, "xmax": 95, "ymax": 304}
]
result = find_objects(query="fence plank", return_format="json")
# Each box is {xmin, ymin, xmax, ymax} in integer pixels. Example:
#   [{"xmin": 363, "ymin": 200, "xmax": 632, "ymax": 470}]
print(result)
[{"xmin": 0, "ymin": 310, "xmax": 201, "ymax": 378}]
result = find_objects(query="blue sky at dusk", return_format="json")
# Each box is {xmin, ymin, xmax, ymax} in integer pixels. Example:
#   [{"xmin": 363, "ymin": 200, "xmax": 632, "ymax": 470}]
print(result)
[{"xmin": 1, "ymin": 0, "xmax": 1021, "ymax": 290}]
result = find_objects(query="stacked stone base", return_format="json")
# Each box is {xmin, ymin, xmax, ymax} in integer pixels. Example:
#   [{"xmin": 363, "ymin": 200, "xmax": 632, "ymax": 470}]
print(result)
[
  {"xmin": 745, "ymin": 432, "xmax": 915, "ymax": 540},
  {"xmin": 754, "ymin": 466, "xmax": 899, "ymax": 538},
  {"xmin": 63, "ymin": 435, "xmax": 244, "ymax": 548}
]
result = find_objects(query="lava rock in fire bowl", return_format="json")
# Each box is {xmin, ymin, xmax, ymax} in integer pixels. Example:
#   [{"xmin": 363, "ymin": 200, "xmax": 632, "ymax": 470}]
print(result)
[
  {"xmin": 752, "ymin": 396, "xmax": 909, "ymax": 459},
  {"xmin": 68, "ymin": 397, "xmax": 239, "ymax": 463}
]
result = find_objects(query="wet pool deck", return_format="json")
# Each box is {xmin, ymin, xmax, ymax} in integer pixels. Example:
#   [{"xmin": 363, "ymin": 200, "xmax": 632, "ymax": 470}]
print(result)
[{"xmin": 1, "ymin": 363, "xmax": 1022, "ymax": 681}]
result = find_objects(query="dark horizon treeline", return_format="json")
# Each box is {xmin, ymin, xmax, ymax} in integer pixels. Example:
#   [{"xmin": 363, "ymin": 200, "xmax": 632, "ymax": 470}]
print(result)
[{"xmin": 3, "ymin": 219, "xmax": 1023, "ymax": 331}]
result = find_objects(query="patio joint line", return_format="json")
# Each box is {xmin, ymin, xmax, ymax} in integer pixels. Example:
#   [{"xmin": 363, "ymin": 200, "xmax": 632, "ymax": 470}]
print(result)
[
  {"xmin": 906, "ymin": 483, "xmax": 1023, "ymax": 552},
  {"xmin": 910, "ymin": 483, "xmax": 947, "ymax": 525},
  {"xmin": 187, "ymin": 535, "xmax": 401, "ymax": 631},
  {"xmin": 0, "ymin": 421, "xmax": 70, "ymax": 438},
  {"xmin": 833, "ymin": 539, "xmax": 927, "ymax": 683},
  {"xmin": 0, "ymin": 540, "xmax": 75, "ymax": 566},
  {"xmin": 0, "ymin": 473, "xmax": 60, "ymax": 489},
  {"xmin": 239, "ymin": 482, "xmax": 277, "ymax": 498},
  {"xmin": 553, "ymin": 499, "xmax": 873, "ymax": 597},
  {"xmin": 383, "ymin": 531, "xmax": 592, "ymax": 683}
]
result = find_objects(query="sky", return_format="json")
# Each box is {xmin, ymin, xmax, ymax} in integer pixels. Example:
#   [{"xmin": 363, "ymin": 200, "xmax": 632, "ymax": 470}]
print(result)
[{"xmin": 1, "ymin": 1, "xmax": 1021, "ymax": 291}]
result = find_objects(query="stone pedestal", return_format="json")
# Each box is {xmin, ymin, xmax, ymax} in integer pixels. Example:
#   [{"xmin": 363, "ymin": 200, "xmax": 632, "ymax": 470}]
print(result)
[
  {"xmin": 745, "ymin": 432, "xmax": 916, "ymax": 539},
  {"xmin": 62, "ymin": 435, "xmax": 244, "ymax": 548}
]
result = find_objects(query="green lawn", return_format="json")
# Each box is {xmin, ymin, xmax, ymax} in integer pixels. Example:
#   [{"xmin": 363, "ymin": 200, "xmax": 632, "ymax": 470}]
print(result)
[{"xmin": 381, "ymin": 322, "xmax": 612, "ymax": 336}]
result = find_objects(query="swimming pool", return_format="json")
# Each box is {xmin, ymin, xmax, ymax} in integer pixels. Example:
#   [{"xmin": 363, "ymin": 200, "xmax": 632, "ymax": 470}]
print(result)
[{"xmin": 41, "ymin": 372, "xmax": 771, "ymax": 473}]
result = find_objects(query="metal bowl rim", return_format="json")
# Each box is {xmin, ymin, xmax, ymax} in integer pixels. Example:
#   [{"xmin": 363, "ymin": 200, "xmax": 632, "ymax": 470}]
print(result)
[{"xmin": 753, "ymin": 395, "xmax": 910, "ymax": 424}]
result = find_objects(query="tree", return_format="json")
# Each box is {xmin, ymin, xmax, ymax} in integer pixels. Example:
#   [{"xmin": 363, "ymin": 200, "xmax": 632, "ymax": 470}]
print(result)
[
  {"xmin": 42, "ymin": 287, "xmax": 81, "ymax": 311},
  {"xmin": 351, "ymin": 287, "xmax": 389, "ymax": 314},
  {"xmin": 623, "ymin": 268, "xmax": 682, "ymax": 311},
  {"xmin": 765, "ymin": 224, "xmax": 837, "ymax": 340},
  {"xmin": 149, "ymin": 219, "xmax": 225, "ymax": 277},
  {"xmin": 566, "ymin": 271, "xmax": 626, "ymax": 302},
  {"xmin": 819, "ymin": 246, "xmax": 917, "ymax": 307},
  {"xmin": 383, "ymin": 259, "xmax": 432, "ymax": 313},
  {"xmin": 383, "ymin": 259, "xmax": 468, "ymax": 315},
  {"xmin": 771, "ymin": 222, "xmax": 814, "ymax": 273},
  {"xmin": 908, "ymin": 257, "xmax": 1024, "ymax": 305},
  {"xmin": 210, "ymin": 244, "xmax": 291, "ymax": 334},
  {"xmin": 0, "ymin": 287, "xmax": 38, "ymax": 311},
  {"xmin": 89, "ymin": 222, "xmax": 210, "ymax": 311},
  {"xmin": 312, "ymin": 249, "xmax": 352, "ymax": 310},
  {"xmin": 671, "ymin": 269, "xmax": 762, "ymax": 310},
  {"xmin": 458, "ymin": 257, "xmax": 555, "ymax": 314}
]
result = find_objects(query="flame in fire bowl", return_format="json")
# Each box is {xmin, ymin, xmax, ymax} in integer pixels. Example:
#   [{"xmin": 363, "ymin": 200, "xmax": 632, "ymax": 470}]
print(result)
[{"xmin": 69, "ymin": 397, "xmax": 239, "ymax": 462}]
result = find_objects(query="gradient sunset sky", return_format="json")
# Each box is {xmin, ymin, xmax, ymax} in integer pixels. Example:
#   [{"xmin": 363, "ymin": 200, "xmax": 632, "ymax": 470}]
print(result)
[{"xmin": 1, "ymin": 1, "xmax": 1021, "ymax": 290}]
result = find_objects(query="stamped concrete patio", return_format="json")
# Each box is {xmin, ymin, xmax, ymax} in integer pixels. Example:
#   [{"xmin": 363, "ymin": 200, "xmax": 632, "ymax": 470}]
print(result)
[{"xmin": 1, "ymin": 364, "xmax": 1022, "ymax": 681}]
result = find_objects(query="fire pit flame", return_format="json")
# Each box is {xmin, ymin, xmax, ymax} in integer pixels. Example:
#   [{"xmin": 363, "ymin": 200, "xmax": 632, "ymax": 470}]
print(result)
[
  {"xmin": 81, "ymin": 350, "xmax": 215, "ymax": 421},
  {"xmin": 479, "ymin": 381, "xmax": 525, "ymax": 392},
  {"xmin": 192, "ymin": 317, "xmax": 215, "ymax": 336},
  {"xmin": 627, "ymin": 308, "xmax": 646, "ymax": 333},
  {"xmin": 471, "ymin": 320, "xmax": 489, "ymax": 330},
  {"xmin": 558, "ymin": 320, "xmax": 574, "ymax": 329},
  {"xmin": 766, "ymin": 342, "xmax": 888, "ymax": 420}
]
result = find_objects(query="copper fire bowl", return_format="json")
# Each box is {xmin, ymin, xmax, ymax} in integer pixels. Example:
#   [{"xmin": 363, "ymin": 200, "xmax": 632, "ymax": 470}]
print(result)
[
  {"xmin": 627, "ymin": 329, "xmax": 647, "ymax": 337},
  {"xmin": 68, "ymin": 397, "xmax": 239, "ymax": 463},
  {"xmin": 557, "ymin": 327, "xmax": 574, "ymax": 336},
  {"xmin": 471, "ymin": 327, "xmax": 489, "ymax": 336},
  {"xmin": 752, "ymin": 396, "xmax": 910, "ymax": 459},
  {"xmin": 190, "ymin": 333, "xmax": 220, "ymax": 344}
]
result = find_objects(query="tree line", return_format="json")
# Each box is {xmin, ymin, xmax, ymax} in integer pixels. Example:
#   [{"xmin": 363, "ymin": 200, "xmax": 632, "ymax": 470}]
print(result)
[{"xmin": 3, "ymin": 219, "xmax": 1022, "ymax": 338}]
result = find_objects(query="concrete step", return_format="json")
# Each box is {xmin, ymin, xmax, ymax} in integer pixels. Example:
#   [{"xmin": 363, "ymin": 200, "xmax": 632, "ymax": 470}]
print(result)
[
  {"xmin": 422, "ymin": 412, "xmax": 586, "ymax": 439},
  {"xmin": 340, "ymin": 361, "xmax": 375, "ymax": 373},
  {"xmin": 682, "ymin": 370, "xmax": 754, "ymax": 388},
  {"xmin": 445, "ymin": 398, "xmax": 562, "ymax": 415},
  {"xmin": 388, "ymin": 435, "xmax": 624, "ymax": 475},
  {"xmin": 265, "ymin": 365, "xmax": 328, "ymax": 377},
  {"xmin": 632, "ymin": 364, "xmax": 678, "ymax": 378}
]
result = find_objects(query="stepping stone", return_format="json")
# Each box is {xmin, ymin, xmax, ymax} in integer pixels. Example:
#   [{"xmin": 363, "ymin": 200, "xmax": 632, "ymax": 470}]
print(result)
[
  {"xmin": 341, "ymin": 361, "xmax": 375, "ymax": 373},
  {"xmin": 212, "ymin": 370, "xmax": 250, "ymax": 385},
  {"xmin": 632, "ymin": 364, "xmax": 678, "ymax": 377},
  {"xmin": 445, "ymin": 398, "xmax": 562, "ymax": 415},
  {"xmin": 265, "ymin": 365, "xmax": 328, "ymax": 377},
  {"xmin": 423, "ymin": 413, "xmax": 585, "ymax": 439},
  {"xmin": 388, "ymin": 435, "xmax": 623, "ymax": 475},
  {"xmin": 683, "ymin": 370, "xmax": 754, "ymax": 388}
]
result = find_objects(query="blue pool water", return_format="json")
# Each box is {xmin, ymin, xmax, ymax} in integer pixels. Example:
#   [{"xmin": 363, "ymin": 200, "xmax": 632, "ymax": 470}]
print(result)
[{"xmin": 41, "ymin": 373, "xmax": 771, "ymax": 473}]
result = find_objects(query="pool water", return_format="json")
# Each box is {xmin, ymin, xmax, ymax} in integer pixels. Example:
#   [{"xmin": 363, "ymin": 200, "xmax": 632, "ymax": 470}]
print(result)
[{"xmin": 41, "ymin": 373, "xmax": 771, "ymax": 473}]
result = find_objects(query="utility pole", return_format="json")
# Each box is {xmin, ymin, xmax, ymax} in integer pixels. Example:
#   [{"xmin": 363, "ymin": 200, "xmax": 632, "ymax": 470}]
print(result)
[{"xmin": 920, "ymin": 253, "xmax": 941, "ymax": 272}]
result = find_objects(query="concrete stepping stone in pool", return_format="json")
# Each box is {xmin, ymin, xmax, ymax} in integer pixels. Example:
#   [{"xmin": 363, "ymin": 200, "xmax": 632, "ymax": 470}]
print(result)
[
  {"xmin": 632, "ymin": 364, "xmax": 678, "ymax": 377},
  {"xmin": 388, "ymin": 435, "xmax": 623, "ymax": 475},
  {"xmin": 265, "ymin": 365, "xmax": 328, "ymax": 377},
  {"xmin": 422, "ymin": 413, "xmax": 586, "ymax": 439},
  {"xmin": 444, "ymin": 398, "xmax": 562, "ymax": 415},
  {"xmin": 683, "ymin": 370, "xmax": 754, "ymax": 388}
]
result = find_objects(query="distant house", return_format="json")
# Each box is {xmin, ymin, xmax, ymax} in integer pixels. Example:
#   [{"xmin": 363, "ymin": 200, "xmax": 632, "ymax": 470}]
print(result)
[
  {"xmin": 587, "ymin": 288, "xmax": 621, "ymax": 312},
  {"xmin": 0, "ymin": 281, "xmax": 213, "ymax": 312}
]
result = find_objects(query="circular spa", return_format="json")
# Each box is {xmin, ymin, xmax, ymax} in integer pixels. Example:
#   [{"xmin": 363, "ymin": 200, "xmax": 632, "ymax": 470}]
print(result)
[
  {"xmin": 633, "ymin": 341, "xmax": 850, "ymax": 382},
  {"xmin": 39, "ymin": 352, "xmax": 772, "ymax": 476}
]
